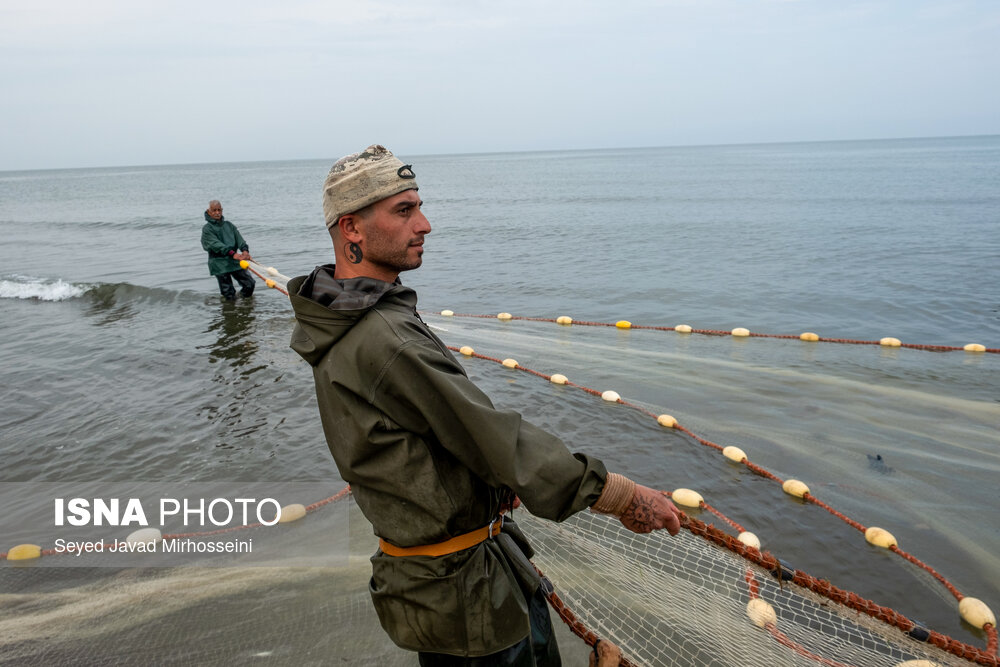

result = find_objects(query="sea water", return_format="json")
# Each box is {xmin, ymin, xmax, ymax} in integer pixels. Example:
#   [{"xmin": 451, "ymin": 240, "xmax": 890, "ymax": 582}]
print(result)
[{"xmin": 0, "ymin": 136, "xmax": 998, "ymax": 654}]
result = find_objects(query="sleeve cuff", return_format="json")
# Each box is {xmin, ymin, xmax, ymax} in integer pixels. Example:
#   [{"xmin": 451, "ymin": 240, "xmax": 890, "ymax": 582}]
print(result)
[{"xmin": 589, "ymin": 472, "xmax": 636, "ymax": 516}]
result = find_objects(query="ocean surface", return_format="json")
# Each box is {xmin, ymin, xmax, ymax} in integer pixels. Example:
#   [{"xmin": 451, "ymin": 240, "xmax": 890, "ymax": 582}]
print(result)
[{"xmin": 1, "ymin": 136, "xmax": 998, "ymax": 661}]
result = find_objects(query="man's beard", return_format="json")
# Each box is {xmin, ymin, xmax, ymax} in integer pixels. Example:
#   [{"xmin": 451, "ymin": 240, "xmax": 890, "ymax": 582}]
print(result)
[{"xmin": 366, "ymin": 235, "xmax": 423, "ymax": 274}]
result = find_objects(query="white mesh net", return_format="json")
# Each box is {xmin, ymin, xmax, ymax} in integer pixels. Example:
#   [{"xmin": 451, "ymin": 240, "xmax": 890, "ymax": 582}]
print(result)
[{"xmin": 520, "ymin": 508, "xmax": 978, "ymax": 667}]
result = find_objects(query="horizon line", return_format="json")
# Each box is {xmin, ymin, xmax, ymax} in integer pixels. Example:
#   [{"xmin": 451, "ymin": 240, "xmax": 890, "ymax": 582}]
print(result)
[{"xmin": 3, "ymin": 132, "xmax": 998, "ymax": 174}]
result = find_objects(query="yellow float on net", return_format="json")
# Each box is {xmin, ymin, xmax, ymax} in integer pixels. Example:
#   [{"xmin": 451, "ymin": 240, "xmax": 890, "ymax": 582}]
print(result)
[
  {"xmin": 958, "ymin": 597, "xmax": 996, "ymax": 629},
  {"xmin": 964, "ymin": 343, "xmax": 986, "ymax": 353},
  {"xmin": 675, "ymin": 324, "xmax": 692, "ymax": 333},
  {"xmin": 616, "ymin": 320, "xmax": 632, "ymax": 329},
  {"xmin": 723, "ymin": 446, "xmax": 747, "ymax": 463},
  {"xmin": 265, "ymin": 279, "xmax": 276, "ymax": 289},
  {"xmin": 782, "ymin": 479, "xmax": 810, "ymax": 498},
  {"xmin": 671, "ymin": 488, "xmax": 703, "ymax": 508},
  {"xmin": 657, "ymin": 414, "xmax": 677, "ymax": 428},
  {"xmin": 880, "ymin": 337, "xmax": 902, "ymax": 347},
  {"xmin": 239, "ymin": 260, "xmax": 249, "ymax": 269},
  {"xmin": 266, "ymin": 266, "xmax": 279, "ymax": 276},
  {"xmin": 732, "ymin": 327, "xmax": 750, "ymax": 337},
  {"xmin": 459, "ymin": 346, "xmax": 474, "ymax": 356},
  {"xmin": 746, "ymin": 599, "xmax": 777, "ymax": 628},
  {"xmin": 7, "ymin": 544, "xmax": 42, "ymax": 561},
  {"xmin": 279, "ymin": 503, "xmax": 307, "ymax": 523},
  {"xmin": 497, "ymin": 312, "xmax": 513, "ymax": 321},
  {"xmin": 501, "ymin": 358, "xmax": 518, "ymax": 369},
  {"xmin": 800, "ymin": 332, "xmax": 820, "ymax": 342},
  {"xmin": 440, "ymin": 310, "xmax": 454, "ymax": 317},
  {"xmin": 738, "ymin": 531, "xmax": 761, "ymax": 549},
  {"xmin": 556, "ymin": 316, "xmax": 573, "ymax": 325},
  {"xmin": 864, "ymin": 526, "xmax": 897, "ymax": 549},
  {"xmin": 550, "ymin": 374, "xmax": 568, "ymax": 385},
  {"xmin": 601, "ymin": 390, "xmax": 621, "ymax": 402}
]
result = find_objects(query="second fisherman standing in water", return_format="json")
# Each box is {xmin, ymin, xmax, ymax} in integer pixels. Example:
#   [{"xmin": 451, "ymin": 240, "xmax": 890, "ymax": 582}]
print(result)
[{"xmin": 201, "ymin": 199, "xmax": 255, "ymax": 300}]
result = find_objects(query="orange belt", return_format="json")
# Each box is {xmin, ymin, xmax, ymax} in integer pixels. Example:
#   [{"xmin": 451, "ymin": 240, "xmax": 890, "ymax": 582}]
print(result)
[{"xmin": 379, "ymin": 517, "xmax": 503, "ymax": 557}]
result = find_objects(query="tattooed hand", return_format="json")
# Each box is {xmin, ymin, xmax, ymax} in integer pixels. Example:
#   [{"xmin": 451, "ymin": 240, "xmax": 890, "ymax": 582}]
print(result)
[{"xmin": 619, "ymin": 485, "xmax": 681, "ymax": 535}]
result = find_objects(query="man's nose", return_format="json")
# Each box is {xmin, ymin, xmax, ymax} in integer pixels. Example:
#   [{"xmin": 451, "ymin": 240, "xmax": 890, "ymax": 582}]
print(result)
[{"xmin": 415, "ymin": 210, "xmax": 431, "ymax": 234}]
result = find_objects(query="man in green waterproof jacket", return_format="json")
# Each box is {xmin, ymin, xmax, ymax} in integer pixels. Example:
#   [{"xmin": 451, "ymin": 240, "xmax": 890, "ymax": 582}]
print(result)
[
  {"xmin": 288, "ymin": 145, "xmax": 682, "ymax": 667},
  {"xmin": 200, "ymin": 200, "xmax": 255, "ymax": 300}
]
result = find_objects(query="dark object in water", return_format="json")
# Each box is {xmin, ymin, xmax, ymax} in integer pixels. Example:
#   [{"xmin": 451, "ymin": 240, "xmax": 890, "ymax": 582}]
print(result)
[{"xmin": 867, "ymin": 453, "xmax": 895, "ymax": 474}]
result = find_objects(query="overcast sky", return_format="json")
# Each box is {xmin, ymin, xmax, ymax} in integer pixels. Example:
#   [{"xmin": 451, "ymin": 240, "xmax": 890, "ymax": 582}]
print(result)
[{"xmin": 1, "ymin": 0, "xmax": 998, "ymax": 170}]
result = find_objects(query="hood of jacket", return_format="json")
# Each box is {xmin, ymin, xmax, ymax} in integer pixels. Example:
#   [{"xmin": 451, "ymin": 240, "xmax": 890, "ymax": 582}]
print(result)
[{"xmin": 288, "ymin": 264, "xmax": 417, "ymax": 366}]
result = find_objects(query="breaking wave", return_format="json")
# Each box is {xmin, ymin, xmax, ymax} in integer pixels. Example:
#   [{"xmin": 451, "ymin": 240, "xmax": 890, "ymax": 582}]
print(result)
[
  {"xmin": 0, "ymin": 276, "xmax": 208, "ymax": 307},
  {"xmin": 0, "ymin": 276, "xmax": 90, "ymax": 301}
]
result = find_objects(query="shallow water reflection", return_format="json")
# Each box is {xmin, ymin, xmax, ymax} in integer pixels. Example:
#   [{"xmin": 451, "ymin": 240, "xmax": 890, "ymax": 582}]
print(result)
[{"xmin": 203, "ymin": 299, "xmax": 259, "ymax": 369}]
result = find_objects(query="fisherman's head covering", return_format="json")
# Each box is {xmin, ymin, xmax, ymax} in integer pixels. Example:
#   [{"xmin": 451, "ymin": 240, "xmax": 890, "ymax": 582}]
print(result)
[{"xmin": 322, "ymin": 145, "xmax": 418, "ymax": 229}]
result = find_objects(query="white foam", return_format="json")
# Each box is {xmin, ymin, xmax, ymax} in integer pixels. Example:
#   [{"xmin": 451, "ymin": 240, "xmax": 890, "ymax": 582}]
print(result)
[{"xmin": 0, "ymin": 277, "xmax": 88, "ymax": 301}]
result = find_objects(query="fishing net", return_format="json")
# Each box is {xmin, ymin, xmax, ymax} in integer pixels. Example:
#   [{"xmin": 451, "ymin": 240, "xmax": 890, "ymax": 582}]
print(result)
[{"xmin": 521, "ymin": 509, "xmax": 977, "ymax": 667}]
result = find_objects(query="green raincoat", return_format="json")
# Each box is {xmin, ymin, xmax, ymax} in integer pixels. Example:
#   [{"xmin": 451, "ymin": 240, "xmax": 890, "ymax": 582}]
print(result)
[
  {"xmin": 200, "ymin": 212, "xmax": 249, "ymax": 276},
  {"xmin": 288, "ymin": 265, "xmax": 608, "ymax": 656}
]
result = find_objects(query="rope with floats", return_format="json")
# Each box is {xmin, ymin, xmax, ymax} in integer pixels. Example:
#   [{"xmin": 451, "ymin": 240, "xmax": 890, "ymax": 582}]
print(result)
[
  {"xmin": 436, "ymin": 311, "xmax": 997, "ymax": 354},
  {"xmin": 229, "ymin": 262, "xmax": 997, "ymax": 355}
]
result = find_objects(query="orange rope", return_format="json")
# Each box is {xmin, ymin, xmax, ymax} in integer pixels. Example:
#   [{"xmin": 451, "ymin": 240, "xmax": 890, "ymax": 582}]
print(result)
[
  {"xmin": 700, "ymin": 501, "xmax": 745, "ymax": 533},
  {"xmin": 767, "ymin": 626, "xmax": 858, "ymax": 667},
  {"xmin": 673, "ymin": 424, "xmax": 726, "ymax": 453},
  {"xmin": 802, "ymin": 493, "xmax": 868, "ymax": 534},
  {"xmin": 535, "ymin": 569, "xmax": 641, "ymax": 667},
  {"xmin": 889, "ymin": 544, "xmax": 966, "ymax": 602}
]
